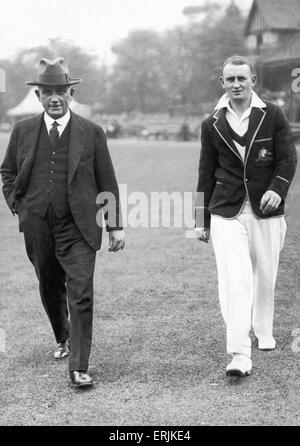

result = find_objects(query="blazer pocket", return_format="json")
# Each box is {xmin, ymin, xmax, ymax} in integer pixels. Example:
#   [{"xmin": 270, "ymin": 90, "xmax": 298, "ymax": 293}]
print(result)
[
  {"xmin": 253, "ymin": 138, "xmax": 272, "ymax": 143},
  {"xmin": 254, "ymin": 141, "xmax": 274, "ymax": 167}
]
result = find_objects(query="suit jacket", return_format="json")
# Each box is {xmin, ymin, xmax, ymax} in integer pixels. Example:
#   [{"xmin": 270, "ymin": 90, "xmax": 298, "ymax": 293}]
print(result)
[
  {"xmin": 196, "ymin": 101, "xmax": 297, "ymax": 228},
  {"xmin": 0, "ymin": 111, "xmax": 122, "ymax": 251}
]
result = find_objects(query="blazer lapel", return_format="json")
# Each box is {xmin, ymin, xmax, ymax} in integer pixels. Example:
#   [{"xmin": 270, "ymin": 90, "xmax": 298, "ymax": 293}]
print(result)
[
  {"xmin": 244, "ymin": 107, "xmax": 266, "ymax": 163},
  {"xmin": 68, "ymin": 112, "xmax": 87, "ymax": 184},
  {"xmin": 213, "ymin": 108, "xmax": 243, "ymax": 162}
]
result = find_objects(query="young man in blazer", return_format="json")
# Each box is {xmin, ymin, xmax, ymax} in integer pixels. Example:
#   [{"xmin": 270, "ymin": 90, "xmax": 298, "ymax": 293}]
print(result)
[
  {"xmin": 196, "ymin": 55, "xmax": 297, "ymax": 377},
  {"xmin": 1, "ymin": 58, "xmax": 125, "ymax": 388}
]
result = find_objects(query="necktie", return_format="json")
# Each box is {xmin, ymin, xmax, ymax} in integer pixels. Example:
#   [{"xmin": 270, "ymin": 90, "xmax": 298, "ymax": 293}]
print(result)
[{"xmin": 49, "ymin": 121, "xmax": 59, "ymax": 147}]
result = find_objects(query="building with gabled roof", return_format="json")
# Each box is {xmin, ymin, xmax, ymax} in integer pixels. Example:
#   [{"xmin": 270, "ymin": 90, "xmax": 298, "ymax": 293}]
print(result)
[
  {"xmin": 245, "ymin": 0, "xmax": 300, "ymax": 34},
  {"xmin": 246, "ymin": 0, "xmax": 300, "ymax": 56},
  {"xmin": 245, "ymin": 0, "xmax": 300, "ymax": 62},
  {"xmin": 245, "ymin": 0, "xmax": 300, "ymax": 123}
]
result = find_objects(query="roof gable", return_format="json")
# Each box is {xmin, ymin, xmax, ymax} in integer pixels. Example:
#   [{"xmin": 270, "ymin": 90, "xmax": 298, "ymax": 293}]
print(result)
[{"xmin": 245, "ymin": 0, "xmax": 300, "ymax": 34}]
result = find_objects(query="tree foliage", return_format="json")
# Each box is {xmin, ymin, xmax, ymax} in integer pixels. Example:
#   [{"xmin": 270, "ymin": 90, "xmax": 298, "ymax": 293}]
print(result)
[{"xmin": 106, "ymin": 2, "xmax": 247, "ymax": 114}]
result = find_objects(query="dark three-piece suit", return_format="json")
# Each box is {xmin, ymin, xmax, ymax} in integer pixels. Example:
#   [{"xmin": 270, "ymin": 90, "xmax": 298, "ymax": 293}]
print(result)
[{"xmin": 1, "ymin": 111, "xmax": 122, "ymax": 371}]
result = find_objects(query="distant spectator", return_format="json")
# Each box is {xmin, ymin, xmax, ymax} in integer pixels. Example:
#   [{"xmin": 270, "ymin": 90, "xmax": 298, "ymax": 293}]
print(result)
[{"xmin": 178, "ymin": 122, "xmax": 191, "ymax": 141}]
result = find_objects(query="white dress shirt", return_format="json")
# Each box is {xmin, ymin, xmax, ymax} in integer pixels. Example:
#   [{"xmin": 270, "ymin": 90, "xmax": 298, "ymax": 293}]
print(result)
[
  {"xmin": 214, "ymin": 91, "xmax": 266, "ymax": 161},
  {"xmin": 44, "ymin": 109, "xmax": 71, "ymax": 137}
]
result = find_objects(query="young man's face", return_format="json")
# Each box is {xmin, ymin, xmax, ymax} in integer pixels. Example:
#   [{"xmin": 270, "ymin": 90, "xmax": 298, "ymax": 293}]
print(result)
[
  {"xmin": 35, "ymin": 85, "xmax": 73, "ymax": 119},
  {"xmin": 220, "ymin": 63, "xmax": 256, "ymax": 106}
]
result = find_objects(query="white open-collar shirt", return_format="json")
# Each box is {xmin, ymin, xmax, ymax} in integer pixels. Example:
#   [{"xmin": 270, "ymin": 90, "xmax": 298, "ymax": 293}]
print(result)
[{"xmin": 214, "ymin": 91, "xmax": 266, "ymax": 161}]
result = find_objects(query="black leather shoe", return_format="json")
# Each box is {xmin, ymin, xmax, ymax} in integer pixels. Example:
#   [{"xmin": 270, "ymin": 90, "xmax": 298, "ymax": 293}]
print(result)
[
  {"xmin": 70, "ymin": 371, "xmax": 93, "ymax": 388},
  {"xmin": 54, "ymin": 339, "xmax": 70, "ymax": 360}
]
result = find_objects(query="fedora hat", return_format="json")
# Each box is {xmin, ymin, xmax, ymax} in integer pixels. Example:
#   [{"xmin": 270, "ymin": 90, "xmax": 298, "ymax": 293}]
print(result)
[{"xmin": 26, "ymin": 57, "xmax": 82, "ymax": 86}]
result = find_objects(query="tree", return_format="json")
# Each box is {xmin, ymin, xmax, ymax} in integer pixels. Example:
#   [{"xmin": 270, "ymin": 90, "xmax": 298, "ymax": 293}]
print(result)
[
  {"xmin": 108, "ymin": 30, "xmax": 169, "ymax": 113},
  {"xmin": 181, "ymin": 1, "xmax": 247, "ymax": 109},
  {"xmin": 106, "ymin": 2, "xmax": 247, "ymax": 115}
]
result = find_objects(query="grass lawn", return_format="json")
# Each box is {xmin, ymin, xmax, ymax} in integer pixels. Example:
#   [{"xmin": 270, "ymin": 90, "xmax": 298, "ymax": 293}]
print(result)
[{"xmin": 0, "ymin": 133, "xmax": 300, "ymax": 426}]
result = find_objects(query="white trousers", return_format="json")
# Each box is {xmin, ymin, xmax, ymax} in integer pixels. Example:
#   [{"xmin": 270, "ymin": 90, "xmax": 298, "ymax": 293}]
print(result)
[{"xmin": 211, "ymin": 202, "xmax": 286, "ymax": 358}]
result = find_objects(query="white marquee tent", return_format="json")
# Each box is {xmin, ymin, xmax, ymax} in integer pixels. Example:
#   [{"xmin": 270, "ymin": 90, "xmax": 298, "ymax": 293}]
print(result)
[{"xmin": 7, "ymin": 87, "xmax": 92, "ymax": 119}]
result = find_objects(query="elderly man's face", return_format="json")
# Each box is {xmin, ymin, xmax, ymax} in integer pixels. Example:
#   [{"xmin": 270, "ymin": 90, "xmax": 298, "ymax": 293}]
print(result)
[
  {"xmin": 220, "ymin": 63, "xmax": 256, "ymax": 106},
  {"xmin": 35, "ymin": 86, "xmax": 73, "ymax": 119}
]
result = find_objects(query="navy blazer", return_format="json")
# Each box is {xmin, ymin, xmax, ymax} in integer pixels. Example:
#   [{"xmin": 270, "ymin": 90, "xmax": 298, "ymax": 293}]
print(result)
[
  {"xmin": 1, "ymin": 111, "xmax": 123, "ymax": 251},
  {"xmin": 196, "ymin": 101, "xmax": 297, "ymax": 228}
]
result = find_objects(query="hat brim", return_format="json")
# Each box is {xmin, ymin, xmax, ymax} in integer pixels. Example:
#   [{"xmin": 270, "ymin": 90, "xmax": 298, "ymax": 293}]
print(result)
[{"xmin": 26, "ymin": 78, "xmax": 82, "ymax": 86}]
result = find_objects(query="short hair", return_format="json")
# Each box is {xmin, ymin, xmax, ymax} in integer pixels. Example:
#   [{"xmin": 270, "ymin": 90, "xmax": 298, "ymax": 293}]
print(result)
[{"xmin": 222, "ymin": 55, "xmax": 255, "ymax": 75}]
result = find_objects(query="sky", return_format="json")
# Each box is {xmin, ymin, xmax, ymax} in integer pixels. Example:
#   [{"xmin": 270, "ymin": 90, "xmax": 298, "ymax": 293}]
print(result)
[{"xmin": 0, "ymin": 0, "xmax": 253, "ymax": 63}]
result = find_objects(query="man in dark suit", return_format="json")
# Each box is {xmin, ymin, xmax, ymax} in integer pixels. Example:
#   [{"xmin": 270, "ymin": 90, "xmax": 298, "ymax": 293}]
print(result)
[
  {"xmin": 1, "ymin": 57, "xmax": 125, "ymax": 388},
  {"xmin": 196, "ymin": 55, "xmax": 297, "ymax": 377}
]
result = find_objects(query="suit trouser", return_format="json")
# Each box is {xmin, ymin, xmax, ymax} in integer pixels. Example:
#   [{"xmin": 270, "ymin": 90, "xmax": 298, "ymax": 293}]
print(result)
[
  {"xmin": 210, "ymin": 202, "xmax": 286, "ymax": 358},
  {"xmin": 19, "ymin": 205, "xmax": 96, "ymax": 372}
]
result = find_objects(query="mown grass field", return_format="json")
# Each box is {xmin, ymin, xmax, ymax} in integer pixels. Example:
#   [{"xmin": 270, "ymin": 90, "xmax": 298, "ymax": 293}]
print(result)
[{"xmin": 0, "ymin": 133, "xmax": 300, "ymax": 426}]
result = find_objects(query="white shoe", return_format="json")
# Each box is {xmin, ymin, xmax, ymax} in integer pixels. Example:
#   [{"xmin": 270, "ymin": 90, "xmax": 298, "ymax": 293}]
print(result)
[
  {"xmin": 226, "ymin": 354, "xmax": 252, "ymax": 377},
  {"xmin": 257, "ymin": 338, "xmax": 276, "ymax": 351}
]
